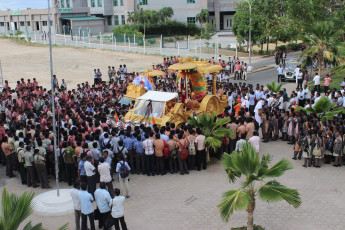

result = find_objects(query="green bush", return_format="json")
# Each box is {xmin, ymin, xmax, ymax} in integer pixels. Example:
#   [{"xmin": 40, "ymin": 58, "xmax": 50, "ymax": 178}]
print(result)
[
  {"xmin": 112, "ymin": 24, "xmax": 142, "ymax": 35},
  {"xmin": 163, "ymin": 37, "xmax": 174, "ymax": 42},
  {"xmin": 287, "ymin": 43, "xmax": 302, "ymax": 51},
  {"xmin": 139, "ymin": 20, "xmax": 201, "ymax": 35},
  {"xmin": 276, "ymin": 45, "xmax": 286, "ymax": 51},
  {"xmin": 147, "ymin": 39, "xmax": 156, "ymax": 44},
  {"xmin": 175, "ymin": 36, "xmax": 184, "ymax": 41}
]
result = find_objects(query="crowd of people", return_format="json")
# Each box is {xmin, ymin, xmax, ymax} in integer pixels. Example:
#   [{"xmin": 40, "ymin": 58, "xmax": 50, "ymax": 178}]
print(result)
[{"xmin": 1, "ymin": 54, "xmax": 343, "ymax": 229}]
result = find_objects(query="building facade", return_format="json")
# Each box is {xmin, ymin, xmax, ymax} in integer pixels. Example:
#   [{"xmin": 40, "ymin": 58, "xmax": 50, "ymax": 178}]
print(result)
[{"xmin": 0, "ymin": 0, "xmax": 238, "ymax": 35}]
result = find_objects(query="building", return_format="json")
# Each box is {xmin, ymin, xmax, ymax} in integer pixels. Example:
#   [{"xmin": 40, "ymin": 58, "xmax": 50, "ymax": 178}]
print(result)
[{"xmin": 0, "ymin": 0, "xmax": 238, "ymax": 35}]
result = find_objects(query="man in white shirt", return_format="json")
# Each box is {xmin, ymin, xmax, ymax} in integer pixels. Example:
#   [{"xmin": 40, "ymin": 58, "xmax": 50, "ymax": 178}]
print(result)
[
  {"xmin": 227, "ymin": 92, "xmax": 233, "ymax": 112},
  {"xmin": 70, "ymin": 182, "xmax": 81, "ymax": 230},
  {"xmin": 278, "ymin": 92, "xmax": 284, "ymax": 111},
  {"xmin": 84, "ymin": 155, "xmax": 96, "ymax": 197},
  {"xmin": 277, "ymin": 64, "xmax": 284, "ymax": 83},
  {"xmin": 235, "ymin": 134, "xmax": 247, "ymax": 152},
  {"xmin": 142, "ymin": 133, "xmax": 155, "ymax": 176},
  {"xmin": 108, "ymin": 188, "xmax": 128, "ymax": 230},
  {"xmin": 98, "ymin": 157, "xmax": 114, "ymax": 198},
  {"xmin": 313, "ymin": 73, "xmax": 320, "ymax": 93}
]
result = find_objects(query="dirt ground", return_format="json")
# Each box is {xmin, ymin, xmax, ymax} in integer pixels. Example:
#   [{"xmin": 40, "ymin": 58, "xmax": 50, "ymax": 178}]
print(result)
[{"xmin": 0, "ymin": 38, "xmax": 163, "ymax": 89}]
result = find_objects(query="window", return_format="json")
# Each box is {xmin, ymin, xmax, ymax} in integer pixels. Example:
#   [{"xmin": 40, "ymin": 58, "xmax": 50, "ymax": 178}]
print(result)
[
  {"xmin": 0, "ymin": 22, "xmax": 4, "ymax": 27},
  {"xmin": 121, "ymin": 15, "xmax": 125, "ymax": 24},
  {"xmin": 113, "ymin": 0, "xmax": 118, "ymax": 6},
  {"xmin": 107, "ymin": 16, "xmax": 112, "ymax": 25},
  {"xmin": 27, "ymin": 21, "xmax": 30, "ymax": 26},
  {"xmin": 97, "ymin": 0, "xmax": 102, "ymax": 7},
  {"xmin": 140, "ymin": 0, "xmax": 148, "ymax": 5},
  {"xmin": 61, "ymin": 0, "xmax": 65, "ymax": 8},
  {"xmin": 66, "ymin": 0, "xmax": 70, "ymax": 8},
  {"xmin": 49, "ymin": 20, "xmax": 53, "ymax": 26},
  {"xmin": 187, "ymin": 17, "xmax": 196, "ymax": 24},
  {"xmin": 91, "ymin": 0, "xmax": 95, "ymax": 7},
  {"xmin": 120, "ymin": 0, "xmax": 123, "ymax": 6},
  {"xmin": 42, "ymin": 21, "xmax": 47, "ymax": 26},
  {"xmin": 187, "ymin": 0, "xmax": 195, "ymax": 3},
  {"xmin": 20, "ymin": 21, "xmax": 24, "ymax": 26},
  {"xmin": 114, "ymin": 15, "xmax": 119, "ymax": 25}
]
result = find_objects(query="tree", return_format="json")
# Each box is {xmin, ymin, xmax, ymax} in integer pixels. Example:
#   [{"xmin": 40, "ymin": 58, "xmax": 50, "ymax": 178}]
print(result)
[
  {"xmin": 218, "ymin": 142, "xmax": 302, "ymax": 230},
  {"xmin": 266, "ymin": 81, "xmax": 283, "ymax": 93},
  {"xmin": 196, "ymin": 9, "xmax": 209, "ymax": 35},
  {"xmin": 188, "ymin": 112, "xmax": 234, "ymax": 161},
  {"xmin": 298, "ymin": 21, "xmax": 345, "ymax": 75},
  {"xmin": 232, "ymin": 1, "xmax": 265, "ymax": 52},
  {"xmin": 0, "ymin": 187, "xmax": 68, "ymax": 230},
  {"xmin": 159, "ymin": 7, "xmax": 174, "ymax": 23},
  {"xmin": 296, "ymin": 96, "xmax": 345, "ymax": 121}
]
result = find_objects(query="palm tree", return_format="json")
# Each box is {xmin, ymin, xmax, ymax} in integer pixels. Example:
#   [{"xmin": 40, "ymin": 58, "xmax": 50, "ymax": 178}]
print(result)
[
  {"xmin": 159, "ymin": 7, "xmax": 174, "ymax": 23},
  {"xmin": 196, "ymin": 9, "xmax": 210, "ymax": 35},
  {"xmin": 296, "ymin": 96, "xmax": 345, "ymax": 121},
  {"xmin": 266, "ymin": 81, "xmax": 283, "ymax": 93},
  {"xmin": 298, "ymin": 21, "xmax": 345, "ymax": 76},
  {"xmin": 0, "ymin": 187, "xmax": 68, "ymax": 230},
  {"xmin": 218, "ymin": 142, "xmax": 302, "ymax": 230},
  {"xmin": 188, "ymin": 112, "xmax": 234, "ymax": 161}
]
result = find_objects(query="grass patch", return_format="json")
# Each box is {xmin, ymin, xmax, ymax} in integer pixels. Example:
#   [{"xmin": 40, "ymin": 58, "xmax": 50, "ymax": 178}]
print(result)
[{"xmin": 308, "ymin": 74, "xmax": 344, "ymax": 92}]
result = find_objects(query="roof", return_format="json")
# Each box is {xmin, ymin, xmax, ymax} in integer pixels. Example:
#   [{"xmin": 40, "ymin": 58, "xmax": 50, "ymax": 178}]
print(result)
[
  {"xmin": 61, "ymin": 16, "xmax": 104, "ymax": 21},
  {"xmin": 137, "ymin": 91, "xmax": 178, "ymax": 102}
]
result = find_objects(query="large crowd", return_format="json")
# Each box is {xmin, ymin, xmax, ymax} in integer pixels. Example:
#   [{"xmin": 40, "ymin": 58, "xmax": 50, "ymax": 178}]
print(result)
[{"xmin": 0, "ymin": 55, "xmax": 343, "ymax": 230}]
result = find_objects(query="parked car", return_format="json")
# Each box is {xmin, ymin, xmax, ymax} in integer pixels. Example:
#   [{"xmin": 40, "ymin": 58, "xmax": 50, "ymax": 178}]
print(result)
[{"xmin": 282, "ymin": 59, "xmax": 301, "ymax": 82}]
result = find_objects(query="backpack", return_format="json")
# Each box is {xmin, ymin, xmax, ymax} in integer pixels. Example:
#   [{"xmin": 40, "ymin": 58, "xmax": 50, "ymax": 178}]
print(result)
[
  {"xmin": 117, "ymin": 146, "xmax": 125, "ymax": 158},
  {"xmin": 222, "ymin": 136, "xmax": 230, "ymax": 146},
  {"xmin": 178, "ymin": 140, "xmax": 189, "ymax": 160},
  {"xmin": 326, "ymin": 138, "xmax": 333, "ymax": 151},
  {"xmin": 119, "ymin": 161, "xmax": 129, "ymax": 178},
  {"xmin": 169, "ymin": 141, "xmax": 179, "ymax": 159},
  {"xmin": 163, "ymin": 140, "xmax": 169, "ymax": 159},
  {"xmin": 187, "ymin": 137, "xmax": 196, "ymax": 155}
]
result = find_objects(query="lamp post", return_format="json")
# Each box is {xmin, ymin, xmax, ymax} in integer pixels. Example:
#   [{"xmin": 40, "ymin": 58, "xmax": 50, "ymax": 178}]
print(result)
[
  {"xmin": 244, "ymin": 0, "xmax": 252, "ymax": 72},
  {"xmin": 47, "ymin": 0, "xmax": 60, "ymax": 196}
]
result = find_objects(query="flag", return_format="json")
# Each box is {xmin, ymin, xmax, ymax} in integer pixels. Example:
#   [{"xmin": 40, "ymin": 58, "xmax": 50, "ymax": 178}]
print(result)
[
  {"xmin": 152, "ymin": 117, "xmax": 156, "ymax": 125},
  {"xmin": 147, "ymin": 73, "xmax": 153, "ymax": 84},
  {"xmin": 115, "ymin": 112, "xmax": 119, "ymax": 122}
]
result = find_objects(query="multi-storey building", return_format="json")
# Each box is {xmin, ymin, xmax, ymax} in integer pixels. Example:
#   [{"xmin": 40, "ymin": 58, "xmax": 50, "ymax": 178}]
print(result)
[{"xmin": 0, "ymin": 0, "xmax": 238, "ymax": 34}]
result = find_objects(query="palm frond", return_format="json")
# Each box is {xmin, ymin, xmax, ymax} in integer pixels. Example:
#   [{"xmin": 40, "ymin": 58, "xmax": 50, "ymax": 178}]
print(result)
[
  {"xmin": 205, "ymin": 136, "xmax": 222, "ymax": 152},
  {"xmin": 258, "ymin": 180, "xmax": 302, "ymax": 208},
  {"xmin": 214, "ymin": 117, "xmax": 231, "ymax": 130},
  {"xmin": 57, "ymin": 223, "xmax": 69, "ymax": 230},
  {"xmin": 217, "ymin": 190, "xmax": 251, "ymax": 222},
  {"xmin": 212, "ymin": 128, "xmax": 234, "ymax": 139},
  {"xmin": 22, "ymin": 222, "xmax": 45, "ymax": 230},
  {"xmin": 259, "ymin": 158, "xmax": 293, "ymax": 178}
]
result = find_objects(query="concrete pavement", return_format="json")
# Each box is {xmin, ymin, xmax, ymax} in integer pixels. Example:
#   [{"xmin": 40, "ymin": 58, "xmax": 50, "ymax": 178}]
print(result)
[{"xmin": 1, "ymin": 138, "xmax": 344, "ymax": 230}]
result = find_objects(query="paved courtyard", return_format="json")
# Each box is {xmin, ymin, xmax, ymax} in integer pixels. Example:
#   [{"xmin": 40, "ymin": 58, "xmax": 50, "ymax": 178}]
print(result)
[{"xmin": 2, "ymin": 139, "xmax": 345, "ymax": 230}]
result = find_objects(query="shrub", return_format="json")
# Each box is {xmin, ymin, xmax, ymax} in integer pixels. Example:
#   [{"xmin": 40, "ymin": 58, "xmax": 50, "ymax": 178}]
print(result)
[
  {"xmin": 276, "ymin": 45, "xmax": 286, "ymax": 51},
  {"xmin": 113, "ymin": 24, "xmax": 142, "ymax": 35},
  {"xmin": 139, "ymin": 20, "xmax": 201, "ymax": 35},
  {"xmin": 163, "ymin": 37, "xmax": 174, "ymax": 42},
  {"xmin": 147, "ymin": 39, "xmax": 156, "ymax": 44},
  {"xmin": 175, "ymin": 36, "xmax": 184, "ymax": 41},
  {"xmin": 287, "ymin": 43, "xmax": 302, "ymax": 51}
]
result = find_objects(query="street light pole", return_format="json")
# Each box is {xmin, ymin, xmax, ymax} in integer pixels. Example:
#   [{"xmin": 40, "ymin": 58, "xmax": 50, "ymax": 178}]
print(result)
[
  {"xmin": 244, "ymin": 0, "xmax": 252, "ymax": 72},
  {"xmin": 47, "ymin": 0, "xmax": 60, "ymax": 197}
]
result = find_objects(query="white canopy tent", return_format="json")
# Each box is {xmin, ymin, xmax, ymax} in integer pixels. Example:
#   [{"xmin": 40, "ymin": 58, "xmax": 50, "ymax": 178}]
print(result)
[{"xmin": 137, "ymin": 91, "xmax": 178, "ymax": 102}]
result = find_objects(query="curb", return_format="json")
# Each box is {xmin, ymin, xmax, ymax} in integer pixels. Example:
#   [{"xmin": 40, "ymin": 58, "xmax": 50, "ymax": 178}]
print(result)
[{"xmin": 248, "ymin": 66, "xmax": 274, "ymax": 74}]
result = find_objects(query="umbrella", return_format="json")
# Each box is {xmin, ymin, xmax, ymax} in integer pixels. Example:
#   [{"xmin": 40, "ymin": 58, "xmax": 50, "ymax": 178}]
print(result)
[{"xmin": 143, "ymin": 70, "xmax": 165, "ymax": 77}]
